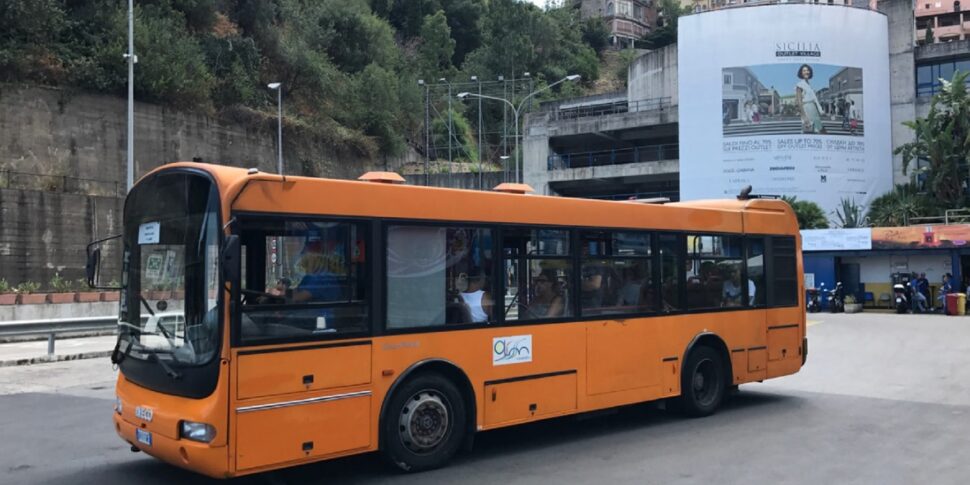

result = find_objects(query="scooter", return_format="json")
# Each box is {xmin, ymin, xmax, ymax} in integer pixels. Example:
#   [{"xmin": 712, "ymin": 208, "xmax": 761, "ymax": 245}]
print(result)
[
  {"xmin": 893, "ymin": 283, "xmax": 908, "ymax": 314},
  {"xmin": 827, "ymin": 281, "xmax": 844, "ymax": 313},
  {"xmin": 806, "ymin": 287, "xmax": 821, "ymax": 313}
]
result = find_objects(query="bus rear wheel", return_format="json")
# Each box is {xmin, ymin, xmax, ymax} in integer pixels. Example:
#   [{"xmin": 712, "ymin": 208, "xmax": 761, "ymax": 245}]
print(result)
[
  {"xmin": 381, "ymin": 373, "xmax": 466, "ymax": 472},
  {"xmin": 676, "ymin": 346, "xmax": 726, "ymax": 417}
]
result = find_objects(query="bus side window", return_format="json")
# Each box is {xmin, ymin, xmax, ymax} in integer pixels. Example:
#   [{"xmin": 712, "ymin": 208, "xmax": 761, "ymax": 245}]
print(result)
[
  {"xmin": 386, "ymin": 225, "xmax": 493, "ymax": 328},
  {"xmin": 657, "ymin": 234, "xmax": 683, "ymax": 311},
  {"xmin": 503, "ymin": 227, "xmax": 572, "ymax": 322},
  {"xmin": 746, "ymin": 237, "xmax": 767, "ymax": 307},
  {"xmin": 238, "ymin": 218, "xmax": 370, "ymax": 344},
  {"xmin": 769, "ymin": 236, "xmax": 798, "ymax": 307}
]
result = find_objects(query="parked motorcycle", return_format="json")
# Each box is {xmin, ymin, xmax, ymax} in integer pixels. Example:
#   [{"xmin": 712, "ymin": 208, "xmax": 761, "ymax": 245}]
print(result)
[
  {"xmin": 893, "ymin": 283, "xmax": 908, "ymax": 314},
  {"xmin": 827, "ymin": 281, "xmax": 845, "ymax": 313},
  {"xmin": 806, "ymin": 287, "xmax": 821, "ymax": 313}
]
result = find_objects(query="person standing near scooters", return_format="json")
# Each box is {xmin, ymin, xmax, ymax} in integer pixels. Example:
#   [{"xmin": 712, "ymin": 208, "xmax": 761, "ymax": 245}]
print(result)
[{"xmin": 917, "ymin": 272, "xmax": 931, "ymax": 311}]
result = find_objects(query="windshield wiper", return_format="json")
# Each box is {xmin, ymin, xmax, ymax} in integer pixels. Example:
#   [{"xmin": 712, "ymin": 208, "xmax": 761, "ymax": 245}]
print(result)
[
  {"xmin": 137, "ymin": 295, "xmax": 180, "ymax": 348},
  {"xmin": 149, "ymin": 350, "xmax": 182, "ymax": 380}
]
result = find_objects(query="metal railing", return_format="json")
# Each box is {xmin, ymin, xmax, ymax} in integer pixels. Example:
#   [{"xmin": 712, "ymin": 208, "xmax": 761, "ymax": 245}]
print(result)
[
  {"xmin": 0, "ymin": 316, "xmax": 117, "ymax": 357},
  {"xmin": 907, "ymin": 209, "xmax": 970, "ymax": 226},
  {"xmin": 0, "ymin": 169, "xmax": 124, "ymax": 197},
  {"xmin": 548, "ymin": 143, "xmax": 679, "ymax": 170},
  {"xmin": 549, "ymin": 97, "xmax": 672, "ymax": 122}
]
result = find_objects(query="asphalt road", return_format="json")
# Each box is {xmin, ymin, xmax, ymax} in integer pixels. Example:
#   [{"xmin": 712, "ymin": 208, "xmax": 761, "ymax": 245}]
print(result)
[{"xmin": 2, "ymin": 312, "xmax": 969, "ymax": 484}]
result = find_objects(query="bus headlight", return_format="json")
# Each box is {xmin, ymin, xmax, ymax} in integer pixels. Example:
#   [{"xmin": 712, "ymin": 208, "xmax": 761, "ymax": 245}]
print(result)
[
  {"xmin": 180, "ymin": 421, "xmax": 216, "ymax": 443},
  {"xmin": 115, "ymin": 397, "xmax": 123, "ymax": 415}
]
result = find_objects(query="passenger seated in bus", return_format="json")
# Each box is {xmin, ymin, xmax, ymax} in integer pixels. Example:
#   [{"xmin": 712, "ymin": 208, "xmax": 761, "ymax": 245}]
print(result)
[
  {"xmin": 525, "ymin": 269, "xmax": 565, "ymax": 319},
  {"xmin": 459, "ymin": 269, "xmax": 493, "ymax": 323},
  {"xmin": 721, "ymin": 269, "xmax": 754, "ymax": 307},
  {"xmin": 619, "ymin": 267, "xmax": 645, "ymax": 307}
]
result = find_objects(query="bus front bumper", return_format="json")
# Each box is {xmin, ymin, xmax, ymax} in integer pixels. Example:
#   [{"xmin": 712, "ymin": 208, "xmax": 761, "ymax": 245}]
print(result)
[{"xmin": 114, "ymin": 413, "xmax": 230, "ymax": 479}]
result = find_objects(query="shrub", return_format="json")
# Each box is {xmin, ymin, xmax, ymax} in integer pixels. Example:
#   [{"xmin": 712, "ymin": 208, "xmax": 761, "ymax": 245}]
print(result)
[{"xmin": 15, "ymin": 281, "xmax": 41, "ymax": 294}]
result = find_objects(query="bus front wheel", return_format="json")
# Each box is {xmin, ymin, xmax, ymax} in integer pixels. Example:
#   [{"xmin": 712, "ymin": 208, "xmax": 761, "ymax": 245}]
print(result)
[
  {"xmin": 381, "ymin": 373, "xmax": 466, "ymax": 472},
  {"xmin": 676, "ymin": 346, "xmax": 726, "ymax": 417}
]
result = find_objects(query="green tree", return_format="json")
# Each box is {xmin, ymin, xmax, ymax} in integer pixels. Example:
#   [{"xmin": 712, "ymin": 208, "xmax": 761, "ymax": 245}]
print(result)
[
  {"xmin": 354, "ymin": 63, "xmax": 406, "ymax": 155},
  {"xmin": 924, "ymin": 25, "xmax": 934, "ymax": 45},
  {"xmin": 418, "ymin": 10, "xmax": 456, "ymax": 78},
  {"xmin": 781, "ymin": 196, "xmax": 829, "ymax": 229},
  {"xmin": 895, "ymin": 71, "xmax": 970, "ymax": 209},
  {"xmin": 866, "ymin": 184, "xmax": 933, "ymax": 227},
  {"xmin": 581, "ymin": 17, "xmax": 610, "ymax": 55},
  {"xmin": 642, "ymin": 0, "xmax": 688, "ymax": 50},
  {"xmin": 0, "ymin": 0, "xmax": 68, "ymax": 83}
]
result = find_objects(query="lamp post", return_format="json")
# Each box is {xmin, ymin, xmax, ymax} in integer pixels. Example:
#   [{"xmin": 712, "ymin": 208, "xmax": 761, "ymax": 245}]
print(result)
[
  {"xmin": 267, "ymin": 83, "xmax": 283, "ymax": 175},
  {"xmin": 499, "ymin": 155, "xmax": 510, "ymax": 184},
  {"xmin": 458, "ymin": 74, "xmax": 580, "ymax": 184},
  {"xmin": 124, "ymin": 0, "xmax": 136, "ymax": 192},
  {"xmin": 439, "ymin": 78, "xmax": 454, "ymax": 185},
  {"xmin": 418, "ymin": 79, "xmax": 430, "ymax": 186},
  {"xmin": 471, "ymin": 75, "xmax": 483, "ymax": 189}
]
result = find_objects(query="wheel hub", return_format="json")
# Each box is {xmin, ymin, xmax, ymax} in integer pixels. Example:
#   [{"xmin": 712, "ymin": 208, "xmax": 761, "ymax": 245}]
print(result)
[{"xmin": 399, "ymin": 391, "xmax": 450, "ymax": 453}]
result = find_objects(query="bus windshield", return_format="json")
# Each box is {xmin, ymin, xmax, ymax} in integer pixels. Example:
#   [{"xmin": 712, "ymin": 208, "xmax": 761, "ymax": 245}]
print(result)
[{"xmin": 118, "ymin": 171, "xmax": 221, "ymax": 370}]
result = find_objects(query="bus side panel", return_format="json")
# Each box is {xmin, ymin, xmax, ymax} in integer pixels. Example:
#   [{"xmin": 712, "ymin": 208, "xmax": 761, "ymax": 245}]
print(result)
[
  {"xmin": 765, "ymin": 306, "xmax": 805, "ymax": 378},
  {"xmin": 484, "ymin": 373, "xmax": 577, "ymax": 426},
  {"xmin": 235, "ymin": 394, "xmax": 371, "ymax": 470}
]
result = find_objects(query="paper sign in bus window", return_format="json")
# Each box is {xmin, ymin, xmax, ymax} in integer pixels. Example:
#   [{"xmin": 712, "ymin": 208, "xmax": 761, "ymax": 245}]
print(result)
[{"xmin": 138, "ymin": 222, "xmax": 160, "ymax": 244}]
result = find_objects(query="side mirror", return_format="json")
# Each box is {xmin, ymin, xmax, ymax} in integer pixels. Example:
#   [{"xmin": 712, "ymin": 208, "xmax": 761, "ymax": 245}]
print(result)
[
  {"xmin": 86, "ymin": 247, "xmax": 101, "ymax": 288},
  {"xmin": 86, "ymin": 235, "xmax": 122, "ymax": 289},
  {"xmin": 221, "ymin": 235, "xmax": 241, "ymax": 284}
]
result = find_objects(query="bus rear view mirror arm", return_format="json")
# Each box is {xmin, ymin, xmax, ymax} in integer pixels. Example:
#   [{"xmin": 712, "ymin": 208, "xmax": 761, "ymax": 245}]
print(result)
[{"xmin": 86, "ymin": 234, "xmax": 122, "ymax": 290}]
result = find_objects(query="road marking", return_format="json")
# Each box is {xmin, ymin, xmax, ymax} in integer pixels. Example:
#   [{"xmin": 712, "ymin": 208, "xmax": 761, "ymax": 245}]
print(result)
[{"xmin": 807, "ymin": 320, "xmax": 822, "ymax": 327}]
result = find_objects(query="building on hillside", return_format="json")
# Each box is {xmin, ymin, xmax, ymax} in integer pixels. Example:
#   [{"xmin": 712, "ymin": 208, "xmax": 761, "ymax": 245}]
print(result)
[
  {"xmin": 916, "ymin": 0, "xmax": 969, "ymax": 44},
  {"xmin": 573, "ymin": 0, "xmax": 658, "ymax": 48},
  {"xmin": 683, "ymin": 0, "xmax": 854, "ymax": 14}
]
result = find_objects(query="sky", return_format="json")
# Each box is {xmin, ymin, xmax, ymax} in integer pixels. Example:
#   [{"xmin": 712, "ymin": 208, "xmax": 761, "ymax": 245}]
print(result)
[{"xmin": 744, "ymin": 63, "xmax": 851, "ymax": 97}]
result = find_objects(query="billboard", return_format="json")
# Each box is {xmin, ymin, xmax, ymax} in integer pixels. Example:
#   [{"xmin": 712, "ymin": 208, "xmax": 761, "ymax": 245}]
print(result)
[{"xmin": 678, "ymin": 5, "xmax": 892, "ymax": 219}]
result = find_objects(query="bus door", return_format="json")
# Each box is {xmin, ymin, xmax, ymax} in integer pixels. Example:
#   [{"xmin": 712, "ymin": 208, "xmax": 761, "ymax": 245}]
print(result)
[
  {"xmin": 582, "ymin": 231, "xmax": 661, "ymax": 396},
  {"xmin": 764, "ymin": 236, "xmax": 803, "ymax": 377},
  {"xmin": 230, "ymin": 217, "xmax": 374, "ymax": 471}
]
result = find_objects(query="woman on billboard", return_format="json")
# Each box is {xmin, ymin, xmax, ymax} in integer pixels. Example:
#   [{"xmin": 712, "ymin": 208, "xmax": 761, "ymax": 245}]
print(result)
[{"xmin": 795, "ymin": 64, "xmax": 825, "ymax": 134}]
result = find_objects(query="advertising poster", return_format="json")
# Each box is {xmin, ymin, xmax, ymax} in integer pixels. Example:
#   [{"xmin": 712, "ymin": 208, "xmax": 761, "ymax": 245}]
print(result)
[{"xmin": 678, "ymin": 5, "xmax": 892, "ymax": 217}]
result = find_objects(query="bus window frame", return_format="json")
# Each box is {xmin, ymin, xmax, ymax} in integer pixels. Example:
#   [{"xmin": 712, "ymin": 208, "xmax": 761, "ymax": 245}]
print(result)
[
  {"xmin": 231, "ymin": 212, "xmax": 374, "ymax": 347},
  {"xmin": 227, "ymin": 212, "xmax": 801, "ymax": 343},
  {"xmin": 381, "ymin": 220, "xmax": 502, "ymax": 333}
]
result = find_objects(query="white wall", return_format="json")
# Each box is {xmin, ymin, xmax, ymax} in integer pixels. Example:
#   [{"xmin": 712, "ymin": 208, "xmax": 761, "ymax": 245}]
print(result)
[{"xmin": 841, "ymin": 253, "xmax": 953, "ymax": 284}]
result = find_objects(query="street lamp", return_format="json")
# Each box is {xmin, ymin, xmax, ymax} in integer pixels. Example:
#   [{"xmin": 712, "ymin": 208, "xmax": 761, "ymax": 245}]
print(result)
[
  {"xmin": 267, "ymin": 82, "xmax": 283, "ymax": 175},
  {"xmin": 124, "ymin": 0, "xmax": 136, "ymax": 192},
  {"xmin": 458, "ymin": 74, "xmax": 581, "ymax": 184},
  {"xmin": 439, "ymin": 78, "xmax": 454, "ymax": 182},
  {"xmin": 471, "ymin": 75, "xmax": 483, "ymax": 190},
  {"xmin": 418, "ymin": 79, "xmax": 430, "ymax": 185}
]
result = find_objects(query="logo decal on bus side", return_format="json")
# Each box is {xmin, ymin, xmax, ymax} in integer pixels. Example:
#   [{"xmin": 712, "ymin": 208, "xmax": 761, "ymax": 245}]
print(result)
[{"xmin": 492, "ymin": 335, "xmax": 532, "ymax": 366}]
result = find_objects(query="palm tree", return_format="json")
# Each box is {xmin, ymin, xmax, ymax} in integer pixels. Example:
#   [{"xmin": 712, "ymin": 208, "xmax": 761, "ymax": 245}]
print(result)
[
  {"xmin": 895, "ymin": 71, "xmax": 970, "ymax": 209},
  {"xmin": 781, "ymin": 196, "xmax": 829, "ymax": 229},
  {"xmin": 865, "ymin": 184, "xmax": 932, "ymax": 227}
]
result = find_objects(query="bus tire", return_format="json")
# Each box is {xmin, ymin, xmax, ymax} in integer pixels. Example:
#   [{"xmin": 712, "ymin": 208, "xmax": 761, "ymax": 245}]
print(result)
[
  {"xmin": 381, "ymin": 372, "xmax": 466, "ymax": 472},
  {"xmin": 676, "ymin": 345, "xmax": 726, "ymax": 417}
]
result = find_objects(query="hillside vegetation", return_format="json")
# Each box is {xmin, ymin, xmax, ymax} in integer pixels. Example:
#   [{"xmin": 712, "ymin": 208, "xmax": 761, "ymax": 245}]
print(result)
[{"xmin": 0, "ymin": 0, "xmax": 611, "ymax": 161}]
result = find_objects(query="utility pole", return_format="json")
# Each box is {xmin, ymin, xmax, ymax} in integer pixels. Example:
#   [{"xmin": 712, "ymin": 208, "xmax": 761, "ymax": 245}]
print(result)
[
  {"xmin": 474, "ymin": 76, "xmax": 483, "ymax": 190},
  {"xmin": 125, "ymin": 0, "xmax": 135, "ymax": 192}
]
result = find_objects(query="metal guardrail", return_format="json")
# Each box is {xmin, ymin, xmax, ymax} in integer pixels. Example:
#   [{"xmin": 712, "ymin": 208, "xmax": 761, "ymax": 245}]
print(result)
[
  {"xmin": 549, "ymin": 97, "xmax": 672, "ymax": 122},
  {"xmin": 0, "ymin": 316, "xmax": 117, "ymax": 357},
  {"xmin": 548, "ymin": 144, "xmax": 679, "ymax": 170}
]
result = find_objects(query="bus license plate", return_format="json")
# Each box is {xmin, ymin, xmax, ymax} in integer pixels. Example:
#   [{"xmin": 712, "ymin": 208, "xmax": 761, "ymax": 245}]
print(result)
[{"xmin": 136, "ymin": 428, "xmax": 152, "ymax": 447}]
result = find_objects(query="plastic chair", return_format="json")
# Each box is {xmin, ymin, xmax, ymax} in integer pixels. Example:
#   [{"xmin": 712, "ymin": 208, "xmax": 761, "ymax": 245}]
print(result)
[
  {"xmin": 863, "ymin": 292, "xmax": 874, "ymax": 307},
  {"xmin": 878, "ymin": 292, "xmax": 892, "ymax": 308}
]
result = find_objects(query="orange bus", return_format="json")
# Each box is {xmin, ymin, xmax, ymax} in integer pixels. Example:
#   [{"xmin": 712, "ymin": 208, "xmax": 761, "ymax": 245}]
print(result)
[{"xmin": 89, "ymin": 162, "xmax": 806, "ymax": 478}]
